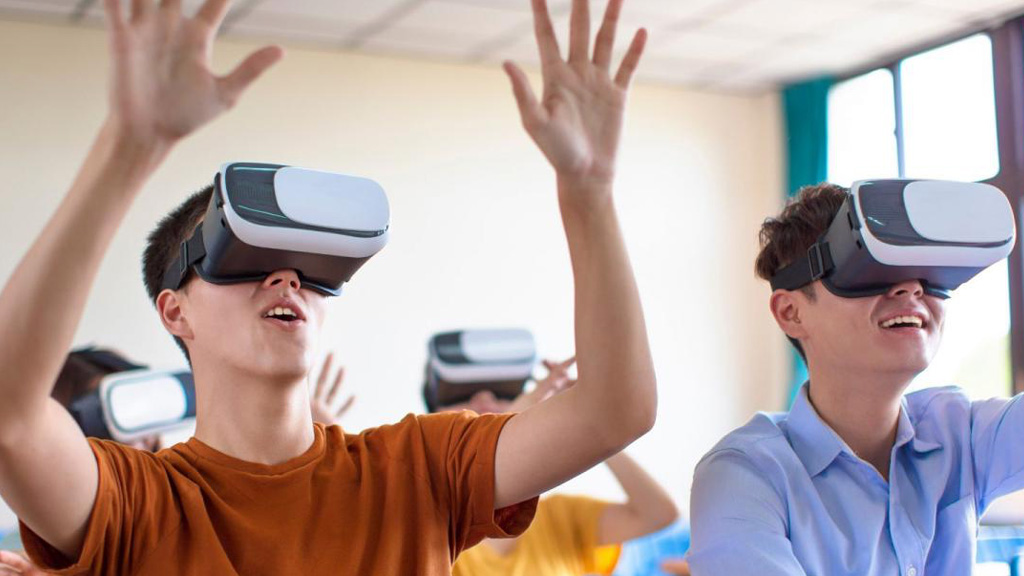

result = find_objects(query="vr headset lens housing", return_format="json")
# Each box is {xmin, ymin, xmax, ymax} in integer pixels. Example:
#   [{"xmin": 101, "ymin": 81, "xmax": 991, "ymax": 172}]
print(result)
[
  {"xmin": 425, "ymin": 329, "xmax": 537, "ymax": 410},
  {"xmin": 70, "ymin": 369, "xmax": 196, "ymax": 443},
  {"xmin": 162, "ymin": 162, "xmax": 390, "ymax": 296},
  {"xmin": 770, "ymin": 179, "xmax": 1016, "ymax": 298}
]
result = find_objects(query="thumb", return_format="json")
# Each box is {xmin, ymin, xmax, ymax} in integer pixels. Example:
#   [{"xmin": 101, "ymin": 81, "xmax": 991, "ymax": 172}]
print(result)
[{"xmin": 219, "ymin": 45, "xmax": 284, "ymax": 106}]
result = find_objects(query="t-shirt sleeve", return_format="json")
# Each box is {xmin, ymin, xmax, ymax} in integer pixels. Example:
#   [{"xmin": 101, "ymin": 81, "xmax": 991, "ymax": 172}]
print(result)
[
  {"xmin": 543, "ymin": 494, "xmax": 620, "ymax": 574},
  {"xmin": 415, "ymin": 412, "xmax": 539, "ymax": 556},
  {"xmin": 19, "ymin": 439, "xmax": 179, "ymax": 575}
]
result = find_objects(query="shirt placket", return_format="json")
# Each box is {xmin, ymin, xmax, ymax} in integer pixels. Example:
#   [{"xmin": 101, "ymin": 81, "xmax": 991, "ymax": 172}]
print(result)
[{"xmin": 888, "ymin": 448, "xmax": 924, "ymax": 576}]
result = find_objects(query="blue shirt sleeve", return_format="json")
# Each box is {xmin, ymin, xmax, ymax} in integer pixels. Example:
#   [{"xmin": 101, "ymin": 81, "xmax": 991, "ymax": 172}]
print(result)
[
  {"xmin": 971, "ymin": 394, "xmax": 1024, "ymax": 511},
  {"xmin": 686, "ymin": 449, "xmax": 807, "ymax": 576}
]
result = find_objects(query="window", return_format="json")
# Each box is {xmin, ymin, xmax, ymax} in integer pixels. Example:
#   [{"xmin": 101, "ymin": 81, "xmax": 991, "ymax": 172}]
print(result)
[
  {"xmin": 827, "ymin": 69, "xmax": 899, "ymax": 187},
  {"xmin": 900, "ymin": 35, "xmax": 1000, "ymax": 182}
]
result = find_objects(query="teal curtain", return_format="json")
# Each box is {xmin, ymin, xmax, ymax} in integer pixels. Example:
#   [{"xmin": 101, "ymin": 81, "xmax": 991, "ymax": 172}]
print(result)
[{"xmin": 782, "ymin": 77, "xmax": 833, "ymax": 406}]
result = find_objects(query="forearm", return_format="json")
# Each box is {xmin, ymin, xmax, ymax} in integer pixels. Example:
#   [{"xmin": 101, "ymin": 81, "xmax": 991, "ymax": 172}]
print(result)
[
  {"xmin": 606, "ymin": 451, "xmax": 678, "ymax": 526},
  {"xmin": 0, "ymin": 119, "xmax": 169, "ymax": 425},
  {"xmin": 559, "ymin": 182, "xmax": 657, "ymax": 447}
]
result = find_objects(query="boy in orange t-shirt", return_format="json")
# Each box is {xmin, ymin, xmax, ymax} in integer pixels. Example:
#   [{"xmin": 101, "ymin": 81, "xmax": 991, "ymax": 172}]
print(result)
[{"xmin": 0, "ymin": 0, "xmax": 657, "ymax": 574}]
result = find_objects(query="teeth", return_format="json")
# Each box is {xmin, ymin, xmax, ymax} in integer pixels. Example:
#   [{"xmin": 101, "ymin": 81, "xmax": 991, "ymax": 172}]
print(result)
[
  {"xmin": 265, "ymin": 306, "xmax": 298, "ymax": 319},
  {"xmin": 881, "ymin": 315, "xmax": 924, "ymax": 328}
]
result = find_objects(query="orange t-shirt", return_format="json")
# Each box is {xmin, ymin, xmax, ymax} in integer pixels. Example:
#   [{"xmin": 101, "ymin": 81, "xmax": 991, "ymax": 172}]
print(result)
[{"xmin": 20, "ymin": 413, "xmax": 537, "ymax": 575}]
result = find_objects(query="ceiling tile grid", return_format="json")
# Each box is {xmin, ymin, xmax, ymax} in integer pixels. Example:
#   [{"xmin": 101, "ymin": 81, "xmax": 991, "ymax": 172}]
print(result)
[{"xmin": 1, "ymin": 0, "xmax": 1023, "ymax": 92}]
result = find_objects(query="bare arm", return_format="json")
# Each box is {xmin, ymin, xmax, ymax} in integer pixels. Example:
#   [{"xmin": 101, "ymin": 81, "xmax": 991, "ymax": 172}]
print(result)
[
  {"xmin": 0, "ymin": 0, "xmax": 281, "ymax": 558},
  {"xmin": 597, "ymin": 452, "xmax": 679, "ymax": 545},
  {"xmin": 493, "ymin": 0, "xmax": 656, "ymax": 509}
]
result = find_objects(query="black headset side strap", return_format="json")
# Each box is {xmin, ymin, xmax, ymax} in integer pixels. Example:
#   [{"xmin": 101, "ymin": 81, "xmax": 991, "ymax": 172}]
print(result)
[
  {"xmin": 160, "ymin": 227, "xmax": 207, "ymax": 292},
  {"xmin": 769, "ymin": 239, "xmax": 835, "ymax": 292}
]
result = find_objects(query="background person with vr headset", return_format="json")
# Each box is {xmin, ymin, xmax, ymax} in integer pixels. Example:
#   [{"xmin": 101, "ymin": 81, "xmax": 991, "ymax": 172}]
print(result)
[
  {"xmin": 687, "ymin": 183, "xmax": 1022, "ymax": 575},
  {"xmin": 431, "ymin": 355, "xmax": 679, "ymax": 576},
  {"xmin": 0, "ymin": 0, "xmax": 657, "ymax": 574},
  {"xmin": 422, "ymin": 330, "xmax": 678, "ymax": 576}
]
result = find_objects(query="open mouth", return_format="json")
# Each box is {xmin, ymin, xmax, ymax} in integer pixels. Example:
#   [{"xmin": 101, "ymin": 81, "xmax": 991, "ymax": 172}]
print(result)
[
  {"xmin": 261, "ymin": 304, "xmax": 306, "ymax": 328},
  {"xmin": 879, "ymin": 314, "xmax": 927, "ymax": 330}
]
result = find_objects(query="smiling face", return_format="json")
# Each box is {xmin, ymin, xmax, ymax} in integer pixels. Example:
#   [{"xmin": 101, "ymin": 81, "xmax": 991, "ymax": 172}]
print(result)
[
  {"xmin": 159, "ymin": 268, "xmax": 328, "ymax": 385},
  {"xmin": 773, "ymin": 279, "xmax": 947, "ymax": 388}
]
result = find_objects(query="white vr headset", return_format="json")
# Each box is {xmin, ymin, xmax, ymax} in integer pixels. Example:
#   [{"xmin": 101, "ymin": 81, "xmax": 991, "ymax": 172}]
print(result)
[
  {"xmin": 162, "ymin": 162, "xmax": 391, "ymax": 296},
  {"xmin": 69, "ymin": 369, "xmax": 196, "ymax": 443},
  {"xmin": 423, "ymin": 329, "xmax": 537, "ymax": 411},
  {"xmin": 770, "ymin": 179, "xmax": 1016, "ymax": 298}
]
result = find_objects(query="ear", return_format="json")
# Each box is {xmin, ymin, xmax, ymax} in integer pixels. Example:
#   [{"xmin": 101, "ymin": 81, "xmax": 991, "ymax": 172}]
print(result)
[
  {"xmin": 156, "ymin": 289, "xmax": 195, "ymax": 341},
  {"xmin": 769, "ymin": 289, "xmax": 810, "ymax": 342}
]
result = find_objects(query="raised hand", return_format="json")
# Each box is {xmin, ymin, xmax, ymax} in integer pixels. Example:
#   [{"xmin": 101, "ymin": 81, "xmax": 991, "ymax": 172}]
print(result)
[
  {"xmin": 102, "ymin": 0, "xmax": 283, "ymax": 144},
  {"xmin": 508, "ymin": 356, "xmax": 576, "ymax": 412},
  {"xmin": 503, "ymin": 0, "xmax": 646, "ymax": 192},
  {"xmin": 309, "ymin": 352, "xmax": 355, "ymax": 425}
]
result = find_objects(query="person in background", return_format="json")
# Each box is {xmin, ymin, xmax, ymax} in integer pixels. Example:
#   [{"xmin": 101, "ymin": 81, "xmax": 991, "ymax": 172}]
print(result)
[{"xmin": 433, "ymin": 357, "xmax": 679, "ymax": 576}]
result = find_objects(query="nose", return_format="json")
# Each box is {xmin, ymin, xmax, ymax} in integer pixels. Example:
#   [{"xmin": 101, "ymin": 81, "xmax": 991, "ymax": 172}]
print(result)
[
  {"xmin": 887, "ymin": 279, "xmax": 925, "ymax": 299},
  {"xmin": 262, "ymin": 269, "xmax": 301, "ymax": 292},
  {"xmin": 469, "ymin": 390, "xmax": 500, "ymax": 414}
]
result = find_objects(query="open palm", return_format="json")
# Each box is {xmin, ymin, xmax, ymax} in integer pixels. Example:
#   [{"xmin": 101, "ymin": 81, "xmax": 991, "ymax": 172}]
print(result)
[
  {"xmin": 504, "ymin": 0, "xmax": 646, "ymax": 189},
  {"xmin": 103, "ymin": 0, "xmax": 282, "ymax": 143}
]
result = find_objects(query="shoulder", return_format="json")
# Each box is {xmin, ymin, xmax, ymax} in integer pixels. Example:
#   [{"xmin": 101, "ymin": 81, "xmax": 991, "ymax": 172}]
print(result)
[
  {"xmin": 904, "ymin": 385, "xmax": 971, "ymax": 418},
  {"xmin": 697, "ymin": 412, "xmax": 790, "ymax": 470}
]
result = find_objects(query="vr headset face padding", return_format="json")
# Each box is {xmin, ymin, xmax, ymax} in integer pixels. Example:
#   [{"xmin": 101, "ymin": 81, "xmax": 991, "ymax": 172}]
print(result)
[
  {"xmin": 162, "ymin": 162, "xmax": 391, "ymax": 296},
  {"xmin": 425, "ymin": 329, "xmax": 538, "ymax": 411},
  {"xmin": 770, "ymin": 179, "xmax": 1016, "ymax": 299}
]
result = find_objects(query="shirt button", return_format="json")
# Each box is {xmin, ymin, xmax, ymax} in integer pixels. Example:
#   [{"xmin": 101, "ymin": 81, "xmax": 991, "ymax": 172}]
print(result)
[{"xmin": 908, "ymin": 566, "xmax": 917, "ymax": 576}]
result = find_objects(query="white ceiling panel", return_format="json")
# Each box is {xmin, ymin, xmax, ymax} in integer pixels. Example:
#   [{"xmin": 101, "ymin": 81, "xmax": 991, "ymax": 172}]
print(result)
[
  {"xmin": 251, "ymin": 0, "xmax": 410, "ymax": 23},
  {"xmin": 392, "ymin": 2, "xmax": 532, "ymax": 40},
  {"xmin": 3, "ymin": 0, "xmax": 1024, "ymax": 93}
]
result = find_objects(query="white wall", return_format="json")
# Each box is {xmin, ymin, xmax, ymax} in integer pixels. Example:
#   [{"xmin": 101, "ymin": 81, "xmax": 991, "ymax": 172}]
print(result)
[{"xmin": 0, "ymin": 19, "xmax": 787, "ymax": 533}]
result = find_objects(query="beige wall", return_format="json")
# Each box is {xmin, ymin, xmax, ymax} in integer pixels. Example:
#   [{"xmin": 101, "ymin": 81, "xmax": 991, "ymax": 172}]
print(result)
[{"xmin": 0, "ymin": 18, "xmax": 787, "ymax": 530}]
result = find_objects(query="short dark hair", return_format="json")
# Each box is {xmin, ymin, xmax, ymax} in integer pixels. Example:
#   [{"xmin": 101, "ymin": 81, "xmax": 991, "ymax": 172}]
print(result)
[
  {"xmin": 755, "ymin": 183, "xmax": 848, "ymax": 358},
  {"xmin": 141, "ymin": 184, "xmax": 214, "ymax": 361},
  {"xmin": 53, "ymin": 348, "xmax": 143, "ymax": 407}
]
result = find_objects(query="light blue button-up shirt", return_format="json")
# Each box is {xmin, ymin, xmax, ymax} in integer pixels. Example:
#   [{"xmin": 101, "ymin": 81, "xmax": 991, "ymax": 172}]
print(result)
[{"xmin": 687, "ymin": 384, "xmax": 1024, "ymax": 575}]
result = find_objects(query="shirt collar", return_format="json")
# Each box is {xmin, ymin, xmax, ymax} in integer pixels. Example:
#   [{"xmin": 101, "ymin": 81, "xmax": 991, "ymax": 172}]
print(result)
[
  {"xmin": 787, "ymin": 384, "xmax": 847, "ymax": 477},
  {"xmin": 786, "ymin": 384, "xmax": 942, "ymax": 477}
]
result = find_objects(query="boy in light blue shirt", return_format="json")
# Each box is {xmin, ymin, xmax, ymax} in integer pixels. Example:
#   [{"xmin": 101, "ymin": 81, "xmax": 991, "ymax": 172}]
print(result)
[{"xmin": 688, "ymin": 183, "xmax": 1024, "ymax": 575}]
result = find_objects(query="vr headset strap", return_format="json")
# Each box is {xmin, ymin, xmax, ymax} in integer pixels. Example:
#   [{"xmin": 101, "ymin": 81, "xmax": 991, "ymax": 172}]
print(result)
[
  {"xmin": 161, "ymin": 228, "xmax": 208, "ymax": 292},
  {"xmin": 769, "ymin": 240, "xmax": 836, "ymax": 292}
]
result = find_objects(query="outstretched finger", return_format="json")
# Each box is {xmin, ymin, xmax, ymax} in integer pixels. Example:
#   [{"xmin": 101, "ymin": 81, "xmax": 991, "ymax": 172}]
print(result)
[
  {"xmin": 567, "ymin": 0, "xmax": 591, "ymax": 65},
  {"xmin": 614, "ymin": 28, "xmax": 647, "ymax": 89},
  {"xmin": 593, "ymin": 0, "xmax": 623, "ymax": 71},
  {"xmin": 218, "ymin": 45, "xmax": 284, "ymax": 106},
  {"xmin": 131, "ymin": 0, "xmax": 154, "ymax": 22},
  {"xmin": 503, "ymin": 62, "xmax": 543, "ymax": 130},
  {"xmin": 530, "ymin": 0, "xmax": 563, "ymax": 72},
  {"xmin": 315, "ymin": 352, "xmax": 335, "ymax": 398},
  {"xmin": 326, "ymin": 367, "xmax": 346, "ymax": 405},
  {"xmin": 335, "ymin": 396, "xmax": 356, "ymax": 420},
  {"xmin": 559, "ymin": 355, "xmax": 577, "ymax": 369},
  {"xmin": 159, "ymin": 0, "xmax": 182, "ymax": 16},
  {"xmin": 195, "ymin": 0, "xmax": 231, "ymax": 30},
  {"xmin": 103, "ymin": 0, "xmax": 127, "ymax": 31}
]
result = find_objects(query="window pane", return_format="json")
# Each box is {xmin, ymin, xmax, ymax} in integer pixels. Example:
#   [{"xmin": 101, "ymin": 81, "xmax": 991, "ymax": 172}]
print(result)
[
  {"xmin": 827, "ymin": 69, "xmax": 900, "ymax": 187},
  {"xmin": 910, "ymin": 260, "xmax": 1011, "ymax": 398},
  {"xmin": 900, "ymin": 34, "xmax": 1000, "ymax": 182}
]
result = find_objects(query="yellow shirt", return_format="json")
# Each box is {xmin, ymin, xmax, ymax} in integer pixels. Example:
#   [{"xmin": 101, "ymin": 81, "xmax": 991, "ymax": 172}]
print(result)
[{"xmin": 453, "ymin": 494, "xmax": 621, "ymax": 576}]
